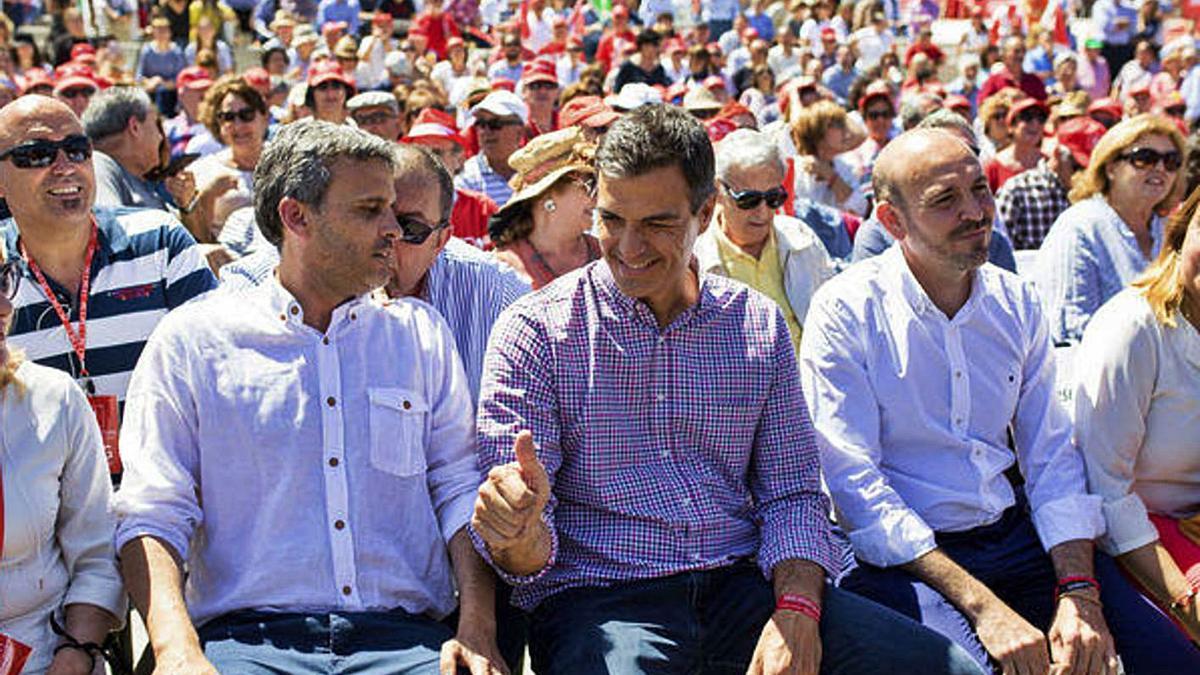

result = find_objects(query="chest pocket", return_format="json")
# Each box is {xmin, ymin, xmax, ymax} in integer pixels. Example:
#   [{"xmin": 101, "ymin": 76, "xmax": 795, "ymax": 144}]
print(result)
[{"xmin": 367, "ymin": 388, "xmax": 429, "ymax": 476}]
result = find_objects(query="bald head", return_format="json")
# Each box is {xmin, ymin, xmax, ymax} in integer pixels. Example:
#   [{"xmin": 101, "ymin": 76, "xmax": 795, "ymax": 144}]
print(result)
[
  {"xmin": 0, "ymin": 95, "xmax": 81, "ymax": 149},
  {"xmin": 873, "ymin": 128, "xmax": 977, "ymax": 213}
]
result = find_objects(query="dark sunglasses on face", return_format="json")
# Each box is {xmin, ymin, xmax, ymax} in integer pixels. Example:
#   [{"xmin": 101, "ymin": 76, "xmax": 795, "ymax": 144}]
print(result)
[
  {"xmin": 528, "ymin": 81, "xmax": 558, "ymax": 91},
  {"xmin": 0, "ymin": 134, "xmax": 92, "ymax": 169},
  {"xmin": 1016, "ymin": 109, "xmax": 1047, "ymax": 125},
  {"xmin": 58, "ymin": 87, "xmax": 95, "ymax": 99},
  {"xmin": 397, "ymin": 214, "xmax": 449, "ymax": 244},
  {"xmin": 0, "ymin": 260, "xmax": 19, "ymax": 300},
  {"xmin": 1120, "ymin": 147, "xmax": 1183, "ymax": 172},
  {"xmin": 216, "ymin": 108, "xmax": 259, "ymax": 123},
  {"xmin": 475, "ymin": 117, "xmax": 520, "ymax": 131},
  {"xmin": 722, "ymin": 181, "xmax": 789, "ymax": 210},
  {"xmin": 865, "ymin": 107, "xmax": 894, "ymax": 121}
]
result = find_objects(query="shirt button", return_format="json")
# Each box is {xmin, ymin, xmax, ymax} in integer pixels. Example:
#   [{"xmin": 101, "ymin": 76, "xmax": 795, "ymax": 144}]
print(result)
[
  {"xmin": 289, "ymin": 306, "xmax": 299, "ymax": 316},
  {"xmin": 955, "ymin": 417, "xmax": 963, "ymax": 425},
  {"xmin": 660, "ymin": 450, "xmax": 670, "ymax": 458},
  {"xmin": 655, "ymin": 393, "xmax": 666, "ymax": 402},
  {"xmin": 327, "ymin": 396, "xmax": 336, "ymax": 407},
  {"xmin": 334, "ymin": 519, "xmax": 345, "ymax": 530},
  {"xmin": 322, "ymin": 337, "xmax": 330, "ymax": 345},
  {"xmin": 328, "ymin": 457, "xmax": 339, "ymax": 467},
  {"xmin": 350, "ymin": 313, "xmax": 357, "ymax": 321},
  {"xmin": 954, "ymin": 370, "xmax": 962, "ymax": 378},
  {"xmin": 403, "ymin": 400, "xmax": 411, "ymax": 410},
  {"xmin": 279, "ymin": 314, "xmax": 286, "ymax": 321},
  {"xmin": 342, "ymin": 585, "xmax": 351, "ymax": 596},
  {"xmin": 681, "ymin": 497, "xmax": 691, "ymax": 506}
]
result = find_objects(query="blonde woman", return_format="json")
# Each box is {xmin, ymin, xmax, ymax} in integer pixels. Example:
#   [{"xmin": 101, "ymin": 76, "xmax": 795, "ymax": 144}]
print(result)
[
  {"xmin": 1074, "ymin": 185, "xmax": 1200, "ymax": 641},
  {"xmin": 0, "ymin": 247, "xmax": 124, "ymax": 674},
  {"xmin": 1034, "ymin": 114, "xmax": 1187, "ymax": 344},
  {"xmin": 790, "ymin": 100, "xmax": 867, "ymax": 215}
]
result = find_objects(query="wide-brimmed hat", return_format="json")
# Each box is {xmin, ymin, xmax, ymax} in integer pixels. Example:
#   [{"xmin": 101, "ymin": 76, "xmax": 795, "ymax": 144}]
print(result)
[
  {"xmin": 495, "ymin": 126, "xmax": 593, "ymax": 220},
  {"xmin": 608, "ymin": 82, "xmax": 661, "ymax": 111},
  {"xmin": 334, "ymin": 35, "xmax": 359, "ymax": 59},
  {"xmin": 683, "ymin": 86, "xmax": 723, "ymax": 112}
]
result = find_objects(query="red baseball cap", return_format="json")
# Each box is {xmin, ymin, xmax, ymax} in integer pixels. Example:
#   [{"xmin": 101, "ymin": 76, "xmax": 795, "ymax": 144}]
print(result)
[
  {"xmin": 1006, "ymin": 97, "xmax": 1049, "ymax": 126},
  {"xmin": 402, "ymin": 107, "xmax": 467, "ymax": 148},
  {"xmin": 560, "ymin": 95, "xmax": 620, "ymax": 129},
  {"xmin": 19, "ymin": 68, "xmax": 54, "ymax": 95},
  {"xmin": 70, "ymin": 43, "xmax": 96, "ymax": 60},
  {"xmin": 820, "ymin": 26, "xmax": 837, "ymax": 40},
  {"xmin": 521, "ymin": 57, "xmax": 559, "ymax": 87},
  {"xmin": 1054, "ymin": 116, "xmax": 1107, "ymax": 168},
  {"xmin": 307, "ymin": 60, "xmax": 356, "ymax": 92},
  {"xmin": 1088, "ymin": 97, "xmax": 1123, "ymax": 120},
  {"xmin": 372, "ymin": 12, "xmax": 392, "ymax": 25},
  {"xmin": 447, "ymin": 37, "xmax": 465, "ymax": 51},
  {"xmin": 944, "ymin": 94, "xmax": 971, "ymax": 112},
  {"xmin": 491, "ymin": 77, "xmax": 517, "ymax": 92},
  {"xmin": 612, "ymin": 4, "xmax": 629, "ymax": 18},
  {"xmin": 858, "ymin": 81, "xmax": 892, "ymax": 111},
  {"xmin": 243, "ymin": 66, "xmax": 272, "ymax": 94},
  {"xmin": 176, "ymin": 65, "xmax": 214, "ymax": 91}
]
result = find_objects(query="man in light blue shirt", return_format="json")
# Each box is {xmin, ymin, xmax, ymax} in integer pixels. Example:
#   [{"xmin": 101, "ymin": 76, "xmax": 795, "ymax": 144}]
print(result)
[
  {"xmin": 114, "ymin": 120, "xmax": 505, "ymax": 675},
  {"xmin": 315, "ymin": 0, "xmax": 359, "ymax": 34},
  {"xmin": 1091, "ymin": 0, "xmax": 1138, "ymax": 72}
]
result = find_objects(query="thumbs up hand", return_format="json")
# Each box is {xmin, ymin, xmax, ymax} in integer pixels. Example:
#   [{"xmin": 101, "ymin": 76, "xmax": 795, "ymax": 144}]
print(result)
[{"xmin": 472, "ymin": 431, "xmax": 554, "ymax": 572}]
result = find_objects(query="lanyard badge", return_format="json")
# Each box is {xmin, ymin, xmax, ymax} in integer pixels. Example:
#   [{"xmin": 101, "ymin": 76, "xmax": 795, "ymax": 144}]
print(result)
[{"xmin": 19, "ymin": 220, "xmax": 122, "ymax": 475}]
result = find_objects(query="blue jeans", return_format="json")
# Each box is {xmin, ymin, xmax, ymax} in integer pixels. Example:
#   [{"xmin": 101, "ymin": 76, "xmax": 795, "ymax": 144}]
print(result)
[
  {"xmin": 528, "ymin": 561, "xmax": 987, "ymax": 675},
  {"xmin": 197, "ymin": 609, "xmax": 452, "ymax": 674},
  {"xmin": 839, "ymin": 500, "xmax": 1200, "ymax": 674}
]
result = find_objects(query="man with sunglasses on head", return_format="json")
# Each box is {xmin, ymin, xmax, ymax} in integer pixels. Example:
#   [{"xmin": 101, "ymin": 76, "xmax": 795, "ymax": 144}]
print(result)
[
  {"xmin": 0, "ymin": 95, "xmax": 215, "ymax": 462},
  {"xmin": 694, "ymin": 129, "xmax": 833, "ymax": 356},
  {"xmin": 114, "ymin": 120, "xmax": 507, "ymax": 675},
  {"xmin": 802, "ymin": 127, "xmax": 1200, "ymax": 675}
]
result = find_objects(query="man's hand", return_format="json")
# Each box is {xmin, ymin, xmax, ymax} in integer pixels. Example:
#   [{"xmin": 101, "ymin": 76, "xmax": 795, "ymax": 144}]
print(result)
[
  {"xmin": 747, "ymin": 610, "xmax": 821, "ymax": 675},
  {"xmin": 1048, "ymin": 594, "xmax": 1118, "ymax": 675},
  {"xmin": 472, "ymin": 431, "xmax": 550, "ymax": 554},
  {"xmin": 439, "ymin": 631, "xmax": 509, "ymax": 675},
  {"xmin": 164, "ymin": 170, "xmax": 196, "ymax": 210},
  {"xmin": 974, "ymin": 602, "xmax": 1050, "ymax": 675},
  {"xmin": 45, "ymin": 647, "xmax": 96, "ymax": 675},
  {"xmin": 151, "ymin": 645, "xmax": 220, "ymax": 675}
]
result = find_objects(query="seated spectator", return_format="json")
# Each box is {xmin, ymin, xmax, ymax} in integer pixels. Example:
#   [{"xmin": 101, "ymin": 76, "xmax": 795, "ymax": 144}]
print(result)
[
  {"xmin": 695, "ymin": 129, "xmax": 833, "ymax": 353},
  {"xmin": 186, "ymin": 16, "xmax": 233, "ymax": 75},
  {"xmin": 1035, "ymin": 114, "xmax": 1186, "ymax": 344},
  {"xmin": 162, "ymin": 66, "xmax": 213, "ymax": 156},
  {"xmin": 842, "ymin": 81, "xmax": 896, "ymax": 184},
  {"xmin": 975, "ymin": 88, "xmax": 1019, "ymax": 159},
  {"xmin": 978, "ymin": 37, "xmax": 1047, "ymax": 102},
  {"xmin": 456, "ymin": 91, "xmax": 527, "ymax": 208},
  {"xmin": 0, "ymin": 245, "xmax": 125, "ymax": 675},
  {"xmin": 84, "ymin": 86, "xmax": 175, "ymax": 212},
  {"xmin": 470, "ymin": 103, "xmax": 987, "ymax": 675},
  {"xmin": 791, "ymin": 100, "xmax": 868, "ymax": 215},
  {"xmin": 1074, "ymin": 186, "xmax": 1200, "ymax": 642},
  {"xmin": 305, "ymin": 59, "xmax": 354, "ymax": 124},
  {"xmin": 489, "ymin": 127, "xmax": 600, "ymax": 289},
  {"xmin": 802, "ymin": 127, "xmax": 1200, "ymax": 675},
  {"xmin": 114, "ymin": 120, "xmax": 504, "ymax": 674},
  {"xmin": 983, "ymin": 98, "xmax": 1049, "ymax": 192},
  {"xmin": 348, "ymin": 90, "xmax": 402, "ymax": 141},
  {"xmin": 997, "ymin": 117, "xmax": 1106, "ymax": 251},
  {"xmin": 136, "ymin": 17, "xmax": 188, "ymax": 116},
  {"xmin": 613, "ymin": 30, "xmax": 672, "ymax": 93}
]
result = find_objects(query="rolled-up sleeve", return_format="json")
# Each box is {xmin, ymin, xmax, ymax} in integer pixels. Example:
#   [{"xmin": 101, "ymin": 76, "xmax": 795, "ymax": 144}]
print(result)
[
  {"xmin": 1073, "ymin": 296, "xmax": 1160, "ymax": 555},
  {"xmin": 1035, "ymin": 219, "xmax": 1101, "ymax": 345},
  {"xmin": 1012, "ymin": 289, "xmax": 1104, "ymax": 551},
  {"xmin": 470, "ymin": 302, "xmax": 561, "ymax": 583},
  {"xmin": 799, "ymin": 294, "xmax": 937, "ymax": 567},
  {"xmin": 754, "ymin": 307, "xmax": 843, "ymax": 579},
  {"xmin": 113, "ymin": 323, "xmax": 204, "ymax": 563}
]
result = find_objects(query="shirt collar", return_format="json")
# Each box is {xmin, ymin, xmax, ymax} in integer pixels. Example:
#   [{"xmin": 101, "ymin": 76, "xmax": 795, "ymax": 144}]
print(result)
[
  {"xmin": 591, "ymin": 257, "xmax": 717, "ymax": 332},
  {"xmin": 883, "ymin": 243, "xmax": 984, "ymax": 323},
  {"xmin": 263, "ymin": 272, "xmax": 371, "ymax": 334}
]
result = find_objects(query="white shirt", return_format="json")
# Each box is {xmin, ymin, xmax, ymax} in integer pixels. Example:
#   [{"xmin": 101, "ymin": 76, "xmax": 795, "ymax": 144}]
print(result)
[
  {"xmin": 1, "ymin": 363, "xmax": 125, "ymax": 675},
  {"xmin": 1074, "ymin": 289, "xmax": 1200, "ymax": 556},
  {"xmin": 113, "ymin": 276, "xmax": 479, "ymax": 626},
  {"xmin": 799, "ymin": 246, "xmax": 1104, "ymax": 567}
]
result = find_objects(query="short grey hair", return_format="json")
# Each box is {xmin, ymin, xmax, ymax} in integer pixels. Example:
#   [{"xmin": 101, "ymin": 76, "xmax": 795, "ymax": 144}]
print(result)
[
  {"xmin": 254, "ymin": 119, "xmax": 398, "ymax": 247},
  {"xmin": 714, "ymin": 129, "xmax": 785, "ymax": 183},
  {"xmin": 82, "ymin": 86, "xmax": 153, "ymax": 141},
  {"xmin": 917, "ymin": 108, "xmax": 977, "ymax": 146},
  {"xmin": 393, "ymin": 143, "xmax": 454, "ymax": 226},
  {"xmin": 899, "ymin": 92, "xmax": 943, "ymax": 131}
]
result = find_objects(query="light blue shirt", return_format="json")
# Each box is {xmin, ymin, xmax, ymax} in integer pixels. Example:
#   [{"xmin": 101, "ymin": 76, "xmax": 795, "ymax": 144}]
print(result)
[
  {"xmin": 1091, "ymin": 0, "xmax": 1137, "ymax": 46},
  {"xmin": 220, "ymin": 238, "xmax": 530, "ymax": 399},
  {"xmin": 456, "ymin": 153, "xmax": 515, "ymax": 208},
  {"xmin": 316, "ymin": 0, "xmax": 360, "ymax": 33},
  {"xmin": 1033, "ymin": 195, "xmax": 1163, "ymax": 345},
  {"xmin": 1180, "ymin": 65, "xmax": 1200, "ymax": 123},
  {"xmin": 702, "ymin": 0, "xmax": 741, "ymax": 22}
]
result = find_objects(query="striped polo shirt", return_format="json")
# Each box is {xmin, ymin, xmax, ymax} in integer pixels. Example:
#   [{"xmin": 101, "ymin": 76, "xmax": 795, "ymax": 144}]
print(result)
[{"xmin": 3, "ymin": 206, "xmax": 218, "ymax": 402}]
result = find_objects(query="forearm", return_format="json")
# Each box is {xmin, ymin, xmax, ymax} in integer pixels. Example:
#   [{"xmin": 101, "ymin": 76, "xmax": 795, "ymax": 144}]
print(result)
[
  {"xmin": 1117, "ymin": 541, "xmax": 1193, "ymax": 607},
  {"xmin": 489, "ymin": 518, "xmax": 553, "ymax": 577},
  {"xmin": 118, "ymin": 535, "xmax": 202, "ymax": 656},
  {"xmin": 62, "ymin": 603, "xmax": 118, "ymax": 645},
  {"xmin": 773, "ymin": 559, "xmax": 827, "ymax": 603},
  {"xmin": 901, "ymin": 547, "xmax": 1005, "ymax": 623},
  {"xmin": 448, "ymin": 527, "xmax": 498, "ymax": 632},
  {"xmin": 1048, "ymin": 539, "xmax": 1095, "ymax": 581}
]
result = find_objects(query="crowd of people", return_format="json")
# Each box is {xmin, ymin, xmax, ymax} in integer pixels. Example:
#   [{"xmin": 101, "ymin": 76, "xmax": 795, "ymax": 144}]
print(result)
[{"xmin": 3, "ymin": 0, "xmax": 1200, "ymax": 673}]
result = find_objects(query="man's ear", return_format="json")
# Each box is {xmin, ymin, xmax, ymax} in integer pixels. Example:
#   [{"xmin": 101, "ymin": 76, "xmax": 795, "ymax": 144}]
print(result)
[
  {"xmin": 278, "ymin": 196, "xmax": 310, "ymax": 240},
  {"xmin": 695, "ymin": 191, "xmax": 717, "ymax": 235},
  {"xmin": 876, "ymin": 200, "xmax": 908, "ymax": 241},
  {"xmin": 432, "ymin": 224, "xmax": 453, "ymax": 254},
  {"xmin": 126, "ymin": 114, "xmax": 141, "ymax": 137}
]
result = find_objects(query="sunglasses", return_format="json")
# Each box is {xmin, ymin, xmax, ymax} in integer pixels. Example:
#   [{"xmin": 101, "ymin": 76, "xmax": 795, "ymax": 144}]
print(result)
[
  {"xmin": 0, "ymin": 134, "xmax": 92, "ymax": 169},
  {"xmin": 397, "ymin": 214, "xmax": 449, "ymax": 244},
  {"xmin": 0, "ymin": 260, "xmax": 19, "ymax": 300},
  {"xmin": 722, "ymin": 182, "xmax": 789, "ymax": 210},
  {"xmin": 527, "ymin": 81, "xmax": 558, "ymax": 90},
  {"xmin": 216, "ymin": 108, "xmax": 259, "ymax": 123},
  {"xmin": 475, "ymin": 117, "xmax": 521, "ymax": 130},
  {"xmin": 1120, "ymin": 147, "xmax": 1182, "ymax": 172},
  {"xmin": 353, "ymin": 110, "xmax": 398, "ymax": 126},
  {"xmin": 865, "ymin": 108, "xmax": 894, "ymax": 121},
  {"xmin": 1015, "ymin": 109, "xmax": 1048, "ymax": 124},
  {"xmin": 58, "ymin": 87, "xmax": 95, "ymax": 99}
]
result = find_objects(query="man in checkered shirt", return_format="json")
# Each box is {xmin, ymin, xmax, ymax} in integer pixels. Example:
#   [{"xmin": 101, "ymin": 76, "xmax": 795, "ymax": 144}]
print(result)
[
  {"xmin": 468, "ymin": 104, "xmax": 984, "ymax": 675},
  {"xmin": 995, "ymin": 117, "xmax": 1106, "ymax": 251}
]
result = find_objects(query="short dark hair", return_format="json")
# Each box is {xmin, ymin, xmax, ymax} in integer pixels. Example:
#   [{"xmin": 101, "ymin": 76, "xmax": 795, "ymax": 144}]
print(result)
[
  {"xmin": 394, "ymin": 143, "xmax": 453, "ymax": 225},
  {"xmin": 636, "ymin": 29, "xmax": 662, "ymax": 48},
  {"xmin": 254, "ymin": 120, "xmax": 397, "ymax": 247},
  {"xmin": 595, "ymin": 104, "xmax": 714, "ymax": 213}
]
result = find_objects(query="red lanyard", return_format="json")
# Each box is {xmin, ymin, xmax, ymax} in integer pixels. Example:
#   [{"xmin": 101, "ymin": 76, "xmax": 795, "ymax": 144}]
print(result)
[{"xmin": 19, "ymin": 220, "xmax": 99, "ymax": 378}]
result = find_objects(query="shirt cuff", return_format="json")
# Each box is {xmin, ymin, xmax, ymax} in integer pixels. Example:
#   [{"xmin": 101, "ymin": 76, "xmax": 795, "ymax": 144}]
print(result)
[
  {"xmin": 1031, "ymin": 493, "xmax": 1105, "ymax": 551},
  {"xmin": 758, "ymin": 501, "xmax": 845, "ymax": 580},
  {"xmin": 847, "ymin": 508, "xmax": 938, "ymax": 567},
  {"xmin": 1099, "ymin": 493, "xmax": 1161, "ymax": 556},
  {"xmin": 438, "ymin": 488, "xmax": 477, "ymax": 544},
  {"xmin": 114, "ymin": 523, "xmax": 191, "ymax": 567},
  {"xmin": 467, "ymin": 516, "xmax": 558, "ymax": 586}
]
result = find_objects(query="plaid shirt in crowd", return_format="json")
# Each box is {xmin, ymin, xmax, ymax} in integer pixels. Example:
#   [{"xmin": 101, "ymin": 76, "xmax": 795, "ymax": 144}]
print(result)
[
  {"xmin": 994, "ymin": 160, "xmax": 1071, "ymax": 251},
  {"xmin": 471, "ymin": 261, "xmax": 843, "ymax": 610}
]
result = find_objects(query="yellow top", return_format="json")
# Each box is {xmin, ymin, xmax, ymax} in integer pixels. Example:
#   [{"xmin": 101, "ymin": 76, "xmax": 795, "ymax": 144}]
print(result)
[{"xmin": 713, "ymin": 225, "xmax": 802, "ymax": 353}]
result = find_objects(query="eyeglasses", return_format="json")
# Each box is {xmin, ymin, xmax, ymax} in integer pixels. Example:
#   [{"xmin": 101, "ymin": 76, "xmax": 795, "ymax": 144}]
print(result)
[
  {"xmin": 313, "ymin": 80, "xmax": 347, "ymax": 92},
  {"xmin": 865, "ymin": 108, "xmax": 894, "ymax": 121},
  {"xmin": 353, "ymin": 110, "xmax": 398, "ymax": 126},
  {"xmin": 527, "ymin": 81, "xmax": 558, "ymax": 91},
  {"xmin": 216, "ymin": 108, "xmax": 259, "ymax": 123},
  {"xmin": 0, "ymin": 260, "xmax": 19, "ymax": 300},
  {"xmin": 722, "ymin": 181, "xmax": 789, "ymax": 210},
  {"xmin": 58, "ymin": 87, "xmax": 95, "ymax": 99},
  {"xmin": 1119, "ymin": 147, "xmax": 1182, "ymax": 172},
  {"xmin": 0, "ymin": 134, "xmax": 92, "ymax": 169},
  {"xmin": 1015, "ymin": 108, "xmax": 1048, "ymax": 125},
  {"xmin": 475, "ymin": 117, "xmax": 521, "ymax": 131},
  {"xmin": 397, "ymin": 214, "xmax": 449, "ymax": 244}
]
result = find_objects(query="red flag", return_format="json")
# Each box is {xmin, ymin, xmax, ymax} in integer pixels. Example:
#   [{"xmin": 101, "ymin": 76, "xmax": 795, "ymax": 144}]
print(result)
[
  {"xmin": 567, "ymin": 0, "xmax": 588, "ymax": 39},
  {"xmin": 1053, "ymin": 0, "xmax": 1070, "ymax": 46},
  {"xmin": 518, "ymin": 0, "xmax": 532, "ymax": 40}
]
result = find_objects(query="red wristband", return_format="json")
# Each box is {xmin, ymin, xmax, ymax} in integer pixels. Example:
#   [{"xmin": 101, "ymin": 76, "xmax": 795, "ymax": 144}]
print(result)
[
  {"xmin": 1055, "ymin": 575, "xmax": 1101, "ymax": 599},
  {"xmin": 776, "ymin": 593, "xmax": 822, "ymax": 622}
]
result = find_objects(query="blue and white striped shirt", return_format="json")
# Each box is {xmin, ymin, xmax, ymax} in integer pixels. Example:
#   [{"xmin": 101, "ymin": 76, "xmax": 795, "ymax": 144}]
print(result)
[
  {"xmin": 455, "ymin": 154, "xmax": 515, "ymax": 209},
  {"xmin": 220, "ymin": 238, "xmax": 530, "ymax": 399},
  {"xmin": 3, "ymin": 207, "xmax": 218, "ymax": 401}
]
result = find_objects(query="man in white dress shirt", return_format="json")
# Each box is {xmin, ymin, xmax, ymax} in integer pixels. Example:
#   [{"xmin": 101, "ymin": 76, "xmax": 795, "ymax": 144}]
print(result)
[
  {"xmin": 113, "ymin": 120, "xmax": 505, "ymax": 675},
  {"xmin": 800, "ymin": 128, "xmax": 1200, "ymax": 674}
]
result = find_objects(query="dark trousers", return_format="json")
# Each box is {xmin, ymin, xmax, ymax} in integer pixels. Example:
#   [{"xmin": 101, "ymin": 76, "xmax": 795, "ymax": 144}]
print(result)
[
  {"xmin": 840, "ymin": 501, "xmax": 1200, "ymax": 674},
  {"xmin": 528, "ymin": 561, "xmax": 988, "ymax": 675}
]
